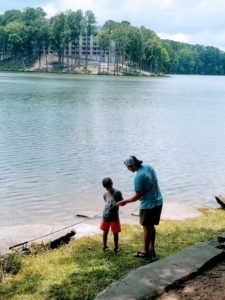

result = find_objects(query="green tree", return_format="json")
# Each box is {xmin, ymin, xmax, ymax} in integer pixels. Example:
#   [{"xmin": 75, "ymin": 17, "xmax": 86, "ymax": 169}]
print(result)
[
  {"xmin": 126, "ymin": 26, "xmax": 144, "ymax": 70},
  {"xmin": 144, "ymin": 36, "xmax": 168, "ymax": 72},
  {"xmin": 50, "ymin": 13, "xmax": 70, "ymax": 69},
  {"xmin": 111, "ymin": 25, "xmax": 128, "ymax": 74},
  {"xmin": 5, "ymin": 21, "xmax": 27, "ymax": 65},
  {"xmin": 31, "ymin": 18, "xmax": 50, "ymax": 68},
  {"xmin": 120, "ymin": 20, "xmax": 130, "ymax": 27},
  {"xmin": 95, "ymin": 28, "xmax": 111, "ymax": 72},
  {"xmin": 1, "ymin": 10, "xmax": 22, "ymax": 26},
  {"xmin": 22, "ymin": 7, "xmax": 46, "ymax": 26},
  {"xmin": 0, "ymin": 25, "xmax": 7, "ymax": 60},
  {"xmin": 83, "ymin": 10, "xmax": 96, "ymax": 68},
  {"xmin": 103, "ymin": 20, "xmax": 120, "ymax": 34},
  {"xmin": 66, "ymin": 9, "xmax": 84, "ymax": 67}
]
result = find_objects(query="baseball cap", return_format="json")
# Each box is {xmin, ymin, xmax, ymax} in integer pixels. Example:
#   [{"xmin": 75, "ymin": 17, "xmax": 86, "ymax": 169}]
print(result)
[{"xmin": 124, "ymin": 156, "xmax": 143, "ymax": 167}]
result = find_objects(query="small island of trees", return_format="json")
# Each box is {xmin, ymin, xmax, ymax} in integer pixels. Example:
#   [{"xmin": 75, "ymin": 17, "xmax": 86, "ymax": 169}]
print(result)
[{"xmin": 1, "ymin": 7, "xmax": 225, "ymax": 75}]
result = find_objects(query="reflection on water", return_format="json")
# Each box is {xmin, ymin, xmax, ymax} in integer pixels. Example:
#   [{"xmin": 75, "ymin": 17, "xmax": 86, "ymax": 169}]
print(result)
[{"xmin": 0, "ymin": 72, "xmax": 225, "ymax": 226}]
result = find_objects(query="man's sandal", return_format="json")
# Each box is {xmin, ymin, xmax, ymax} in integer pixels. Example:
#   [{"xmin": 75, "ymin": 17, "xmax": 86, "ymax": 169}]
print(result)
[
  {"xmin": 114, "ymin": 247, "xmax": 122, "ymax": 253},
  {"xmin": 103, "ymin": 247, "xmax": 111, "ymax": 253},
  {"xmin": 132, "ymin": 251, "xmax": 150, "ymax": 258}
]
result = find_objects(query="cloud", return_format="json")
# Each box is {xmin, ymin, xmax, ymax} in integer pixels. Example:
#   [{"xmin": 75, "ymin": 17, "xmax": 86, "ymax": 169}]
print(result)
[
  {"xmin": 158, "ymin": 33, "xmax": 191, "ymax": 44},
  {"xmin": 42, "ymin": 3, "xmax": 58, "ymax": 17},
  {"xmin": 158, "ymin": 29, "xmax": 225, "ymax": 51},
  {"xmin": 151, "ymin": 0, "xmax": 175, "ymax": 9},
  {"xmin": 38, "ymin": 0, "xmax": 225, "ymax": 50}
]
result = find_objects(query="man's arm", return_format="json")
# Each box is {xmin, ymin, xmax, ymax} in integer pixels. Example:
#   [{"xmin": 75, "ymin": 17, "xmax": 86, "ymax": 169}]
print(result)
[{"xmin": 117, "ymin": 191, "xmax": 143, "ymax": 206}]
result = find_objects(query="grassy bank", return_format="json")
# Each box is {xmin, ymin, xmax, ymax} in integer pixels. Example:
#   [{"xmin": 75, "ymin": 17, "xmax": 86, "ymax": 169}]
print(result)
[{"xmin": 0, "ymin": 208, "xmax": 224, "ymax": 299}]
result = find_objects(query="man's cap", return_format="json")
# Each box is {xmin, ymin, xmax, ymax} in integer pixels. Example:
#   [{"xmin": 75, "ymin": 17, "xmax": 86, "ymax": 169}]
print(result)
[{"xmin": 124, "ymin": 156, "xmax": 143, "ymax": 167}]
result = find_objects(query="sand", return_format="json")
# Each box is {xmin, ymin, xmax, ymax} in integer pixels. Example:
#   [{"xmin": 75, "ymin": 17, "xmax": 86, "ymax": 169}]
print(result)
[{"xmin": 0, "ymin": 203, "xmax": 203, "ymax": 256}]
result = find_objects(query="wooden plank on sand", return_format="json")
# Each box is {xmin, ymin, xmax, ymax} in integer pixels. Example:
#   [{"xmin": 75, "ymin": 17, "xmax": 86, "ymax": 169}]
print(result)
[
  {"xmin": 215, "ymin": 194, "xmax": 225, "ymax": 208},
  {"xmin": 76, "ymin": 210, "xmax": 99, "ymax": 218}
]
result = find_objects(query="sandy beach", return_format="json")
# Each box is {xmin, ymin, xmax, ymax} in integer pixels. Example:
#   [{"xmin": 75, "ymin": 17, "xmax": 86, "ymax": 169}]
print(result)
[{"xmin": 0, "ymin": 203, "xmax": 204, "ymax": 256}]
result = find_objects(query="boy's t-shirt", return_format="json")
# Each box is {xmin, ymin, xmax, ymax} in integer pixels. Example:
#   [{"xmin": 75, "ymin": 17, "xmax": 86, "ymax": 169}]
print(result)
[{"xmin": 102, "ymin": 189, "xmax": 123, "ymax": 222}]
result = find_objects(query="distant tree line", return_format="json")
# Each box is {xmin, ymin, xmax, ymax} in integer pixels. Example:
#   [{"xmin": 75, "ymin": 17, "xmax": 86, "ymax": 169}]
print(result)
[
  {"xmin": 0, "ymin": 8, "xmax": 96, "ymax": 70},
  {"xmin": 1, "ymin": 7, "xmax": 225, "ymax": 75}
]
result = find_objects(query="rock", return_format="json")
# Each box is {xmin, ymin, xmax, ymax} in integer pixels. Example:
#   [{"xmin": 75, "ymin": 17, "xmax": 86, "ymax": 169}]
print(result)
[
  {"xmin": 218, "ymin": 234, "xmax": 225, "ymax": 243},
  {"xmin": 95, "ymin": 243, "xmax": 224, "ymax": 300},
  {"xmin": 215, "ymin": 195, "xmax": 225, "ymax": 208},
  {"xmin": 208, "ymin": 241, "xmax": 220, "ymax": 247},
  {"xmin": 217, "ymin": 242, "xmax": 225, "ymax": 250}
]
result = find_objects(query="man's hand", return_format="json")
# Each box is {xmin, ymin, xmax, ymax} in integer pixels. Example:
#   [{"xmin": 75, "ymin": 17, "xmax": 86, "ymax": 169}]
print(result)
[{"xmin": 117, "ymin": 200, "xmax": 127, "ymax": 207}]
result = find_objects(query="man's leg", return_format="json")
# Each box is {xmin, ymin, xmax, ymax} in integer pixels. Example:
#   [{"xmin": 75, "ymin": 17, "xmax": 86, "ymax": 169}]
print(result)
[
  {"xmin": 143, "ymin": 225, "xmax": 156, "ymax": 254},
  {"xmin": 149, "ymin": 225, "xmax": 156, "ymax": 252},
  {"xmin": 143, "ymin": 226, "xmax": 151, "ymax": 255}
]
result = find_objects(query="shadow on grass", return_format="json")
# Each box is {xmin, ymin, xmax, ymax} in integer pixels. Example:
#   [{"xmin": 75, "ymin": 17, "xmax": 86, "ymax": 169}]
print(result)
[
  {"xmin": 47, "ymin": 209, "xmax": 225, "ymax": 299},
  {"xmin": 0, "ymin": 276, "xmax": 41, "ymax": 299}
]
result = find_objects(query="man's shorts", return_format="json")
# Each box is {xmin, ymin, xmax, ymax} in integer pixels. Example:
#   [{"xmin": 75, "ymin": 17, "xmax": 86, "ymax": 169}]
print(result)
[
  {"xmin": 100, "ymin": 220, "xmax": 121, "ymax": 233},
  {"xmin": 139, "ymin": 205, "xmax": 162, "ymax": 226}
]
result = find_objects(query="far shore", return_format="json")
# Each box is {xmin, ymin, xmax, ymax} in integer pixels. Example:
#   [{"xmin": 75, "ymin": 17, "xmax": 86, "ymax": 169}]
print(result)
[
  {"xmin": 0, "ymin": 58, "xmax": 162, "ymax": 77},
  {"xmin": 0, "ymin": 203, "xmax": 207, "ymax": 256}
]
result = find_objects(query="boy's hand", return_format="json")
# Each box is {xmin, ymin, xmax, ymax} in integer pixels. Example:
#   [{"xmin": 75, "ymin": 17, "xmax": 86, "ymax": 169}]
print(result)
[{"xmin": 117, "ymin": 200, "xmax": 127, "ymax": 207}]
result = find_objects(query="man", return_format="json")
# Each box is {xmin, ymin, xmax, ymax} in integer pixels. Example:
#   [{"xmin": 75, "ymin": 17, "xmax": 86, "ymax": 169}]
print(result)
[{"xmin": 117, "ymin": 156, "xmax": 163, "ymax": 258}]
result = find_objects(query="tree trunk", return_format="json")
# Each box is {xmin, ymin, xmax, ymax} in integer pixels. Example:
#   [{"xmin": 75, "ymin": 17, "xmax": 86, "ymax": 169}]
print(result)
[
  {"xmin": 38, "ymin": 46, "xmax": 41, "ymax": 69},
  {"xmin": 103, "ymin": 51, "xmax": 105, "ymax": 73},
  {"xmin": 46, "ymin": 54, "xmax": 48, "ymax": 72},
  {"xmin": 85, "ymin": 34, "xmax": 88, "ymax": 69},
  {"xmin": 67, "ymin": 52, "xmax": 69, "ymax": 71},
  {"xmin": 98, "ymin": 50, "xmax": 101, "ymax": 74},
  {"xmin": 107, "ymin": 51, "xmax": 110, "ymax": 71}
]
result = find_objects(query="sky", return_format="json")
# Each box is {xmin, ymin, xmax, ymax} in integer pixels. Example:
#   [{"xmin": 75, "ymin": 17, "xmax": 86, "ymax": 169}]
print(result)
[{"xmin": 1, "ymin": 0, "xmax": 225, "ymax": 50}]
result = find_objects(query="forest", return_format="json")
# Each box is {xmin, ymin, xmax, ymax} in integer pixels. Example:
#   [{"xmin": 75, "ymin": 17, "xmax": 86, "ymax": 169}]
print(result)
[{"xmin": 1, "ymin": 7, "xmax": 225, "ymax": 75}]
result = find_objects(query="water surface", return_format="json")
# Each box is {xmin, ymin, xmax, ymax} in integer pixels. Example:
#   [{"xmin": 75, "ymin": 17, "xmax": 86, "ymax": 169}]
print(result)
[{"xmin": 0, "ymin": 72, "xmax": 225, "ymax": 226}]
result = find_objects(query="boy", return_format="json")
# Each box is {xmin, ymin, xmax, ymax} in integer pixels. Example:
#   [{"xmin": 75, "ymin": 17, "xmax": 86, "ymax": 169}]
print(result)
[{"xmin": 100, "ymin": 177, "xmax": 123, "ymax": 253}]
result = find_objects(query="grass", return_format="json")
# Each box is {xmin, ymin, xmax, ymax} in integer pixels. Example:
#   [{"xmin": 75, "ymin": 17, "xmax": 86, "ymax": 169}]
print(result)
[{"xmin": 0, "ymin": 208, "xmax": 224, "ymax": 299}]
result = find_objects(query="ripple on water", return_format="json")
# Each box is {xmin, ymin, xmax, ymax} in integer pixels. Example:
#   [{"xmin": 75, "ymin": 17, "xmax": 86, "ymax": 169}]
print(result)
[{"xmin": 0, "ymin": 74, "xmax": 225, "ymax": 226}]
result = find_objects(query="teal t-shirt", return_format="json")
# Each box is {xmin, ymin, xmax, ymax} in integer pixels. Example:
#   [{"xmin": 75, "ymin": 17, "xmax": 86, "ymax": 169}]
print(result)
[{"xmin": 134, "ymin": 164, "xmax": 163, "ymax": 209}]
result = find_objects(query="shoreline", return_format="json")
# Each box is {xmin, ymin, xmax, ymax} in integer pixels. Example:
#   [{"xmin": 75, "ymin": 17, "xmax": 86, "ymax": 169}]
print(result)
[
  {"xmin": 0, "ymin": 203, "xmax": 205, "ymax": 256},
  {"xmin": 0, "ymin": 66, "xmax": 161, "ymax": 77}
]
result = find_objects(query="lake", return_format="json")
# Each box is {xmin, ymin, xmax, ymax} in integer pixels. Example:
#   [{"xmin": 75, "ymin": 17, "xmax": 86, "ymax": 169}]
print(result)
[{"xmin": 0, "ymin": 72, "xmax": 225, "ymax": 227}]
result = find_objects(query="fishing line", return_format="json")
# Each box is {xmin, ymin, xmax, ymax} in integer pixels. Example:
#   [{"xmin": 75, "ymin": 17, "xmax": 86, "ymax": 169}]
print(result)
[
  {"xmin": 9, "ymin": 212, "xmax": 102, "ymax": 250},
  {"xmin": 9, "ymin": 203, "xmax": 119, "ymax": 250}
]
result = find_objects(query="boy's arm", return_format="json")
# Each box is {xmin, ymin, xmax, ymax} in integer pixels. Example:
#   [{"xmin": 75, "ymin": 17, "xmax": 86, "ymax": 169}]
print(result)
[{"xmin": 117, "ymin": 191, "xmax": 143, "ymax": 206}]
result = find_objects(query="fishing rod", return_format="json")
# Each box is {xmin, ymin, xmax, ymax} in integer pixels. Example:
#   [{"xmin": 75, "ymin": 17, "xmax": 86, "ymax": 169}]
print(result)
[
  {"xmin": 9, "ymin": 202, "xmax": 120, "ymax": 250},
  {"xmin": 9, "ymin": 212, "xmax": 102, "ymax": 250}
]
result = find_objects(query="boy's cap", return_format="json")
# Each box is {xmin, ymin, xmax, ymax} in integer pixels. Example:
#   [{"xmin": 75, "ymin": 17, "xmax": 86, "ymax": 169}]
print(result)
[{"xmin": 124, "ymin": 156, "xmax": 143, "ymax": 167}]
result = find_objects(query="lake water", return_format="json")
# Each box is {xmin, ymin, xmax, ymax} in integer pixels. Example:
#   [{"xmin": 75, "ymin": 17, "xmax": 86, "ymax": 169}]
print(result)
[{"xmin": 0, "ymin": 72, "xmax": 225, "ymax": 227}]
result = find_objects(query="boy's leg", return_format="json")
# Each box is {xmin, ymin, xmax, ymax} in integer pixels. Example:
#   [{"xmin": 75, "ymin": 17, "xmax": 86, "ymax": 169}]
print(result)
[
  {"xmin": 103, "ymin": 230, "xmax": 109, "ymax": 249},
  {"xmin": 111, "ymin": 221, "xmax": 121, "ymax": 252}
]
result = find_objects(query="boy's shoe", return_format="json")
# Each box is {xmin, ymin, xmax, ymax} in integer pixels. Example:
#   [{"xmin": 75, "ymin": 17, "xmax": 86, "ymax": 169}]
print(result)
[
  {"xmin": 103, "ymin": 247, "xmax": 111, "ymax": 253},
  {"xmin": 114, "ymin": 247, "xmax": 122, "ymax": 253}
]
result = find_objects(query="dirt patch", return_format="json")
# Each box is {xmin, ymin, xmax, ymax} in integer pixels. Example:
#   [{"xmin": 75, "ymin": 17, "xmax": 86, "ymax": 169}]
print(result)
[{"xmin": 156, "ymin": 256, "xmax": 225, "ymax": 300}]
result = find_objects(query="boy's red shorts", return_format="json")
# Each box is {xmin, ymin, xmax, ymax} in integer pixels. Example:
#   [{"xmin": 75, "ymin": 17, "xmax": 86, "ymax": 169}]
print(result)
[{"xmin": 100, "ymin": 220, "xmax": 121, "ymax": 233}]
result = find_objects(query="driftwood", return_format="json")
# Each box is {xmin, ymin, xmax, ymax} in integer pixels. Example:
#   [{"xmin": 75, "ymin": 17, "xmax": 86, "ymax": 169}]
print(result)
[
  {"xmin": 76, "ymin": 210, "xmax": 99, "ymax": 218},
  {"xmin": 215, "ymin": 195, "xmax": 225, "ymax": 209},
  {"xmin": 49, "ymin": 230, "xmax": 76, "ymax": 249}
]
